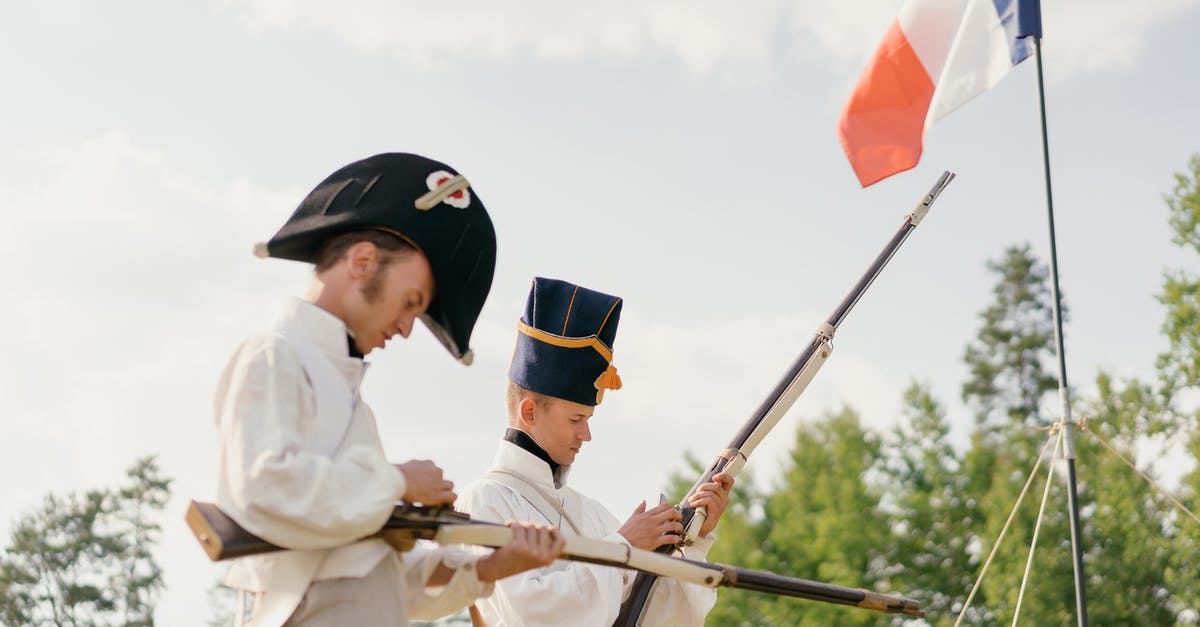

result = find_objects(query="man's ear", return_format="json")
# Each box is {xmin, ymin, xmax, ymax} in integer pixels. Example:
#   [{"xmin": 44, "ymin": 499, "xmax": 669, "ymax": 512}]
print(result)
[
  {"xmin": 346, "ymin": 241, "xmax": 379, "ymax": 280},
  {"xmin": 518, "ymin": 397, "xmax": 537, "ymax": 427}
]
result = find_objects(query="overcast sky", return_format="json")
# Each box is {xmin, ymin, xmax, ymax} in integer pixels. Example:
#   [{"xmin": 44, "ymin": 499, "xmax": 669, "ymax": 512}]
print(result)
[{"xmin": 3, "ymin": 0, "xmax": 1199, "ymax": 623}]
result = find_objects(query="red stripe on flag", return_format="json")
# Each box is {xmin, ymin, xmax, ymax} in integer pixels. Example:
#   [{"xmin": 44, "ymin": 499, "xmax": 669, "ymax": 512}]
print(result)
[{"xmin": 837, "ymin": 20, "xmax": 936, "ymax": 187}]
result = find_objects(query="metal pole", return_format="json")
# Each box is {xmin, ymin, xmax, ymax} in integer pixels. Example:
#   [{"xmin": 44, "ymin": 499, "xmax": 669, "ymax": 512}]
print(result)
[{"xmin": 1032, "ymin": 35, "xmax": 1088, "ymax": 627}]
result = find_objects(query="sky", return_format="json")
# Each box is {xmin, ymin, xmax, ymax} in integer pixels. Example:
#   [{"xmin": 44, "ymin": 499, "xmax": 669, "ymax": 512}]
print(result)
[{"xmin": 2, "ymin": 0, "xmax": 1199, "ymax": 623}]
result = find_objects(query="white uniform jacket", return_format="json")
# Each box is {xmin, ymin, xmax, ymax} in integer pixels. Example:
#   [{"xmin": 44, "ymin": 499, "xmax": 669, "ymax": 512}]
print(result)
[
  {"xmin": 458, "ymin": 439, "xmax": 717, "ymax": 627},
  {"xmin": 214, "ymin": 298, "xmax": 490, "ymax": 625}
]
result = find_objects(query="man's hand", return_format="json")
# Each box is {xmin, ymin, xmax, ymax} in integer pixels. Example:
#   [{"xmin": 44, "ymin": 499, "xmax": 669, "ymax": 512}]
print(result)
[
  {"xmin": 687, "ymin": 472, "xmax": 735, "ymax": 538},
  {"xmin": 396, "ymin": 459, "xmax": 456, "ymax": 506},
  {"xmin": 475, "ymin": 521, "xmax": 565, "ymax": 583},
  {"xmin": 618, "ymin": 501, "xmax": 684, "ymax": 551}
]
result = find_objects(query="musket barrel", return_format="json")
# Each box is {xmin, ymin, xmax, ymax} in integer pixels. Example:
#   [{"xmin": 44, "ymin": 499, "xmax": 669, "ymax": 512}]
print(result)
[
  {"xmin": 727, "ymin": 568, "xmax": 924, "ymax": 617},
  {"xmin": 615, "ymin": 172, "xmax": 953, "ymax": 626}
]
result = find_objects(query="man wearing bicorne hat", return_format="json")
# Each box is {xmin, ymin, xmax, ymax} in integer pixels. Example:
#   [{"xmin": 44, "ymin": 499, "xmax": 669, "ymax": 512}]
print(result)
[
  {"xmin": 458, "ymin": 277, "xmax": 735, "ymax": 626},
  {"xmin": 213, "ymin": 153, "xmax": 564, "ymax": 627}
]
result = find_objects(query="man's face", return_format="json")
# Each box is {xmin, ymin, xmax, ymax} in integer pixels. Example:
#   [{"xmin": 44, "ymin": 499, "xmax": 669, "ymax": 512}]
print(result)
[
  {"xmin": 343, "ymin": 251, "xmax": 435, "ymax": 355},
  {"xmin": 527, "ymin": 396, "xmax": 595, "ymax": 466}
]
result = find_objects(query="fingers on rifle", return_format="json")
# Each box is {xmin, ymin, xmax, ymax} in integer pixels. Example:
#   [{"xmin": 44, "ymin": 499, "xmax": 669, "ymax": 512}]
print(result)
[{"xmin": 712, "ymin": 472, "xmax": 734, "ymax": 490}]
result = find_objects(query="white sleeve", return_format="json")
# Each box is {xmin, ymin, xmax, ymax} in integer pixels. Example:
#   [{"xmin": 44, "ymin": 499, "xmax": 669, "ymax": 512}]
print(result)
[
  {"xmin": 214, "ymin": 338, "xmax": 406, "ymax": 549},
  {"xmin": 401, "ymin": 545, "xmax": 494, "ymax": 621},
  {"xmin": 458, "ymin": 482, "xmax": 630, "ymax": 627}
]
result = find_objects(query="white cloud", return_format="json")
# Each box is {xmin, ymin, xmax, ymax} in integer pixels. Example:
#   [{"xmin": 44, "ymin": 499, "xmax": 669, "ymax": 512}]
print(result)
[
  {"xmin": 1042, "ymin": 0, "xmax": 1199, "ymax": 73},
  {"xmin": 214, "ymin": 0, "xmax": 892, "ymax": 77},
  {"xmin": 214, "ymin": 0, "xmax": 1199, "ymax": 79}
]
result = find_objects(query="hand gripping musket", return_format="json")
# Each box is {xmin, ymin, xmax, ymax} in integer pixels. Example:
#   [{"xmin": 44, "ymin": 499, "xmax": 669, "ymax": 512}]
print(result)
[
  {"xmin": 186, "ymin": 500, "xmax": 923, "ymax": 617},
  {"xmin": 614, "ymin": 171, "xmax": 956, "ymax": 626}
]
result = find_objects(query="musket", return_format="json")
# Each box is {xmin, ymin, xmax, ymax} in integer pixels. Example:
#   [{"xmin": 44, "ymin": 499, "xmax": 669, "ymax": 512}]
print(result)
[
  {"xmin": 615, "ymin": 171, "xmax": 955, "ymax": 626},
  {"xmin": 186, "ymin": 500, "xmax": 923, "ymax": 617}
]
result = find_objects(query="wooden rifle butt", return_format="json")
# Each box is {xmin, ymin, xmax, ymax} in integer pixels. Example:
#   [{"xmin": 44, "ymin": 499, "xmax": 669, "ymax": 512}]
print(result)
[{"xmin": 186, "ymin": 500, "xmax": 284, "ymax": 561}]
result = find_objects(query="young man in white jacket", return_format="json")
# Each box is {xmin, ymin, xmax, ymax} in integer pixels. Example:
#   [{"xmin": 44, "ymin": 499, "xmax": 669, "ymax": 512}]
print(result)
[
  {"xmin": 215, "ymin": 154, "xmax": 564, "ymax": 627},
  {"xmin": 458, "ymin": 277, "xmax": 735, "ymax": 626}
]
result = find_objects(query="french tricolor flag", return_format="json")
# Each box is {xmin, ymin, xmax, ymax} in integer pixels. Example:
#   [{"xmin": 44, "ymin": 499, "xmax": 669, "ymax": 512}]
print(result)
[{"xmin": 838, "ymin": 0, "xmax": 1042, "ymax": 187}]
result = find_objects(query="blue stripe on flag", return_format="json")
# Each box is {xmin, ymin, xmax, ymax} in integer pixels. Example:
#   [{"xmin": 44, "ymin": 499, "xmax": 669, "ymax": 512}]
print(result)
[{"xmin": 992, "ymin": 0, "xmax": 1041, "ymax": 65}]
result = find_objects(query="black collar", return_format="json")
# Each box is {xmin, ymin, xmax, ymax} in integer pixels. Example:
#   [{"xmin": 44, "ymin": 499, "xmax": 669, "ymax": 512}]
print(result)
[
  {"xmin": 504, "ymin": 428, "xmax": 561, "ymax": 476},
  {"xmin": 347, "ymin": 333, "xmax": 365, "ymax": 359}
]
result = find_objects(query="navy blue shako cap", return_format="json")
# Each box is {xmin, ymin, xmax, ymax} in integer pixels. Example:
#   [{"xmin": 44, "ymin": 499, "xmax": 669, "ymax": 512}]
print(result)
[
  {"xmin": 257, "ymin": 153, "xmax": 496, "ymax": 364},
  {"xmin": 508, "ymin": 277, "xmax": 623, "ymax": 406}
]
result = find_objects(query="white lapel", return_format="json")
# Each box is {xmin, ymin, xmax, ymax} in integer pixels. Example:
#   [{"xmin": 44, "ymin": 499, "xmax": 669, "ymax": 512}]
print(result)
[{"xmin": 274, "ymin": 299, "xmax": 368, "ymax": 457}]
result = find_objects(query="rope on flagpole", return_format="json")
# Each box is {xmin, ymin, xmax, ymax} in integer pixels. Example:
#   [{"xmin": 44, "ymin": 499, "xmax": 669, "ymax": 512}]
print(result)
[
  {"xmin": 953, "ymin": 431, "xmax": 1058, "ymax": 627},
  {"xmin": 1078, "ymin": 419, "xmax": 1200, "ymax": 527},
  {"xmin": 1012, "ymin": 429, "xmax": 1063, "ymax": 626}
]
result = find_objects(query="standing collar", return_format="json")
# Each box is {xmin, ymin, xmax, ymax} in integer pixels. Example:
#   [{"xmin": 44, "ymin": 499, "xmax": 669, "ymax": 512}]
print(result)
[
  {"xmin": 274, "ymin": 298, "xmax": 370, "ymax": 379},
  {"xmin": 347, "ymin": 333, "xmax": 365, "ymax": 359},
  {"xmin": 491, "ymin": 436, "xmax": 572, "ymax": 489},
  {"xmin": 503, "ymin": 428, "xmax": 561, "ymax": 476},
  {"xmin": 275, "ymin": 298, "xmax": 351, "ymax": 354}
]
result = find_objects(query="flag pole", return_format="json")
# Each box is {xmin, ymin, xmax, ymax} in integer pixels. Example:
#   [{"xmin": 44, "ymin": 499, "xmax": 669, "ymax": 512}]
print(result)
[{"xmin": 1031, "ymin": 34, "xmax": 1089, "ymax": 627}]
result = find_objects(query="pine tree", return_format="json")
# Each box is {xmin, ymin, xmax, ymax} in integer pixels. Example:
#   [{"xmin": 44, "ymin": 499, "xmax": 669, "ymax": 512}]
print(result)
[{"xmin": 958, "ymin": 244, "xmax": 1075, "ymax": 626}]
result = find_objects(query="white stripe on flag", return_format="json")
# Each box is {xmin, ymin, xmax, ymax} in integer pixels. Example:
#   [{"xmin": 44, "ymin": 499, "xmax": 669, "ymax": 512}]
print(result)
[{"xmin": 927, "ymin": 0, "xmax": 1023, "ymax": 125}]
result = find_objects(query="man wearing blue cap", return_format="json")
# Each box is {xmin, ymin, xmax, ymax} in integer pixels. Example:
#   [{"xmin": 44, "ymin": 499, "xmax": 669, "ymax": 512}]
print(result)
[
  {"xmin": 459, "ymin": 277, "xmax": 735, "ymax": 626},
  {"xmin": 213, "ymin": 154, "xmax": 564, "ymax": 627}
]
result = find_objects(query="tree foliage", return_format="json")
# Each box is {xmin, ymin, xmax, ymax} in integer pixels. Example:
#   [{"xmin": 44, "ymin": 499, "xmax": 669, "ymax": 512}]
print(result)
[
  {"xmin": 0, "ymin": 456, "xmax": 172, "ymax": 627},
  {"xmin": 670, "ymin": 167, "xmax": 1200, "ymax": 625},
  {"xmin": 962, "ymin": 243, "xmax": 1061, "ymax": 429},
  {"xmin": 1160, "ymin": 153, "xmax": 1200, "ymax": 621}
]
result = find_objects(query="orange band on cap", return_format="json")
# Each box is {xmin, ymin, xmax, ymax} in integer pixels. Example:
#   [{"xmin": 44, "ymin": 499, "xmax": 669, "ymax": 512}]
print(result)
[{"xmin": 516, "ymin": 320, "xmax": 613, "ymax": 363}]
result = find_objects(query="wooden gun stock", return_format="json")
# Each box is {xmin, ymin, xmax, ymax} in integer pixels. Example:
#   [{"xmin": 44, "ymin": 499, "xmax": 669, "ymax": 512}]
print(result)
[
  {"xmin": 186, "ymin": 500, "xmax": 285, "ymax": 561},
  {"xmin": 185, "ymin": 500, "xmax": 923, "ymax": 618}
]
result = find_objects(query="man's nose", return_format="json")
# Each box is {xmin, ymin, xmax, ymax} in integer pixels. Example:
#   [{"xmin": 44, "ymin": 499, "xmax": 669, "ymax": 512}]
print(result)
[
  {"xmin": 579, "ymin": 423, "xmax": 592, "ymax": 442},
  {"xmin": 396, "ymin": 315, "xmax": 415, "ymax": 339}
]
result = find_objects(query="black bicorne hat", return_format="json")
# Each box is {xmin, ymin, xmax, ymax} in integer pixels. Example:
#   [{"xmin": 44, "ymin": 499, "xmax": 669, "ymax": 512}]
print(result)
[
  {"xmin": 508, "ymin": 277, "xmax": 623, "ymax": 406},
  {"xmin": 256, "ymin": 153, "xmax": 496, "ymax": 365}
]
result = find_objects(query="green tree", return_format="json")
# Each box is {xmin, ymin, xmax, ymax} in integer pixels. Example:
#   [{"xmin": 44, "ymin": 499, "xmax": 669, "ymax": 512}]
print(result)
[
  {"xmin": 1158, "ymin": 153, "xmax": 1200, "ymax": 405},
  {"xmin": 1076, "ymin": 373, "xmax": 1177, "ymax": 626},
  {"xmin": 957, "ymin": 244, "xmax": 1075, "ymax": 625},
  {"xmin": 879, "ymin": 383, "xmax": 972, "ymax": 625},
  {"xmin": 0, "ymin": 456, "xmax": 172, "ymax": 626},
  {"xmin": 665, "ymin": 452, "xmax": 771, "ymax": 625},
  {"xmin": 962, "ymin": 243, "xmax": 1062, "ymax": 429},
  {"xmin": 751, "ymin": 407, "xmax": 888, "ymax": 626},
  {"xmin": 665, "ymin": 409, "xmax": 889, "ymax": 626},
  {"xmin": 1158, "ymin": 153, "xmax": 1200, "ymax": 620}
]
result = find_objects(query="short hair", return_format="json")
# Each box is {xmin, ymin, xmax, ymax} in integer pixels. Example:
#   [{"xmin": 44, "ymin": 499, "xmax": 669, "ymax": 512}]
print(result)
[
  {"xmin": 506, "ymin": 381, "xmax": 553, "ymax": 424},
  {"xmin": 313, "ymin": 229, "xmax": 416, "ymax": 273}
]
